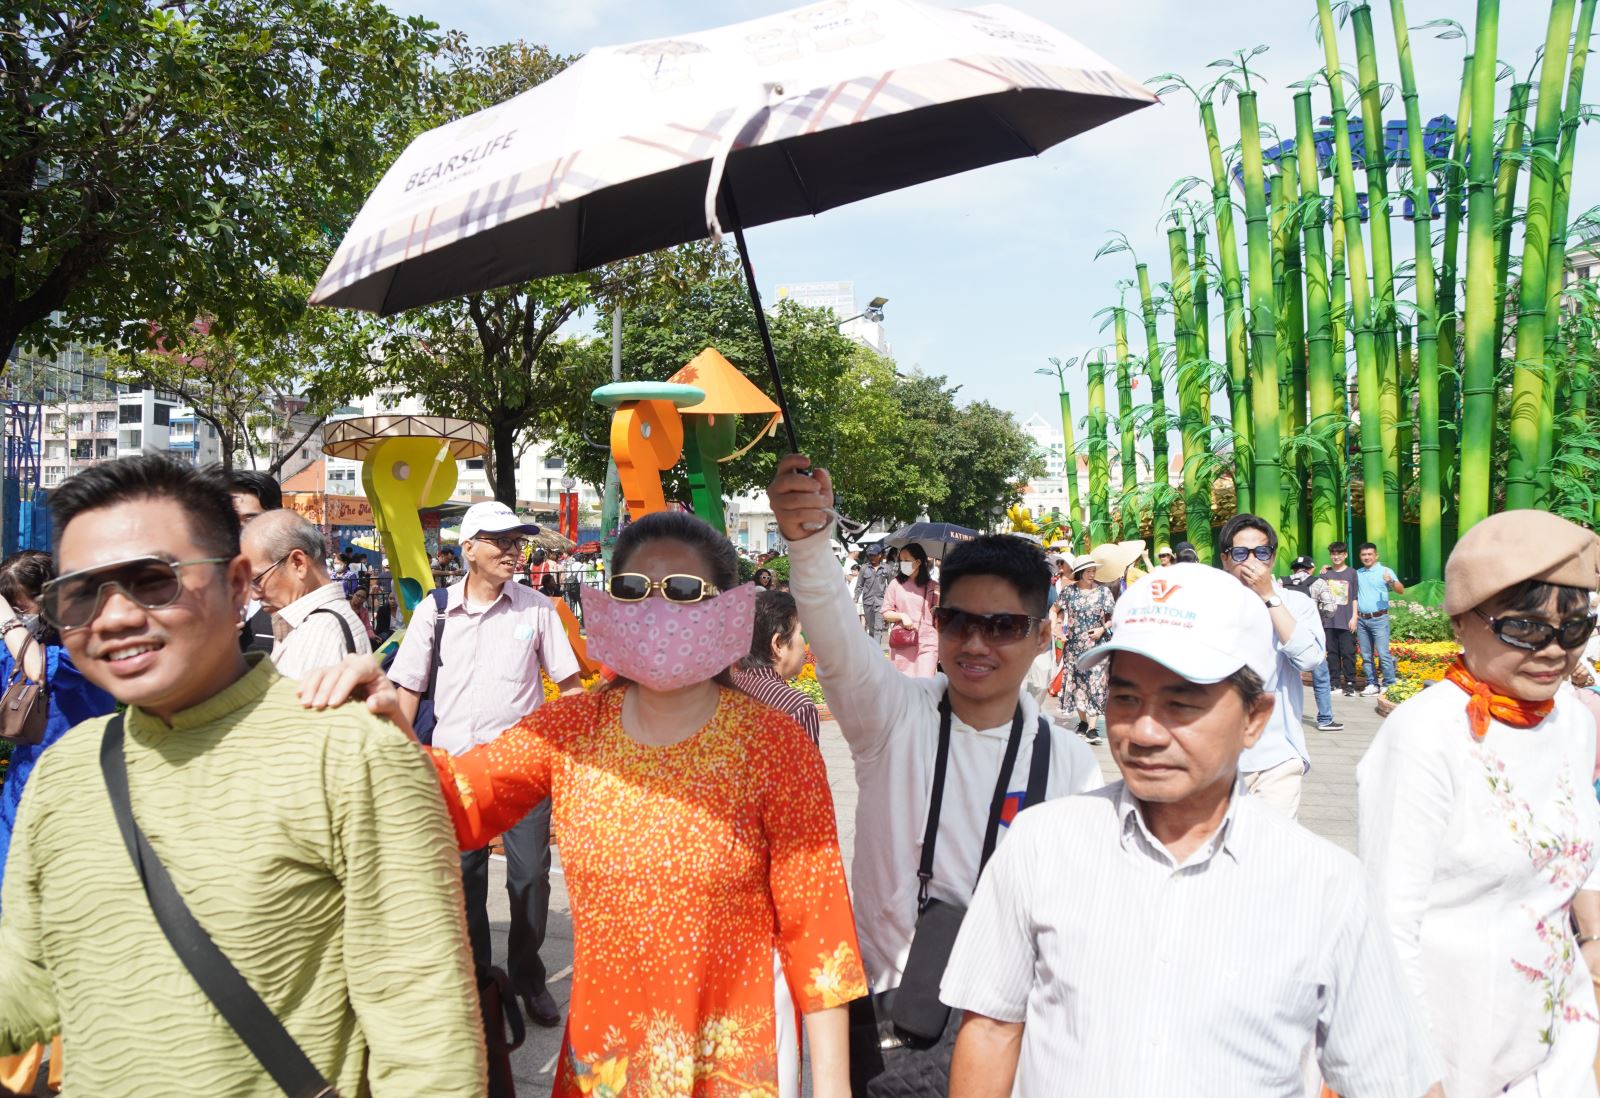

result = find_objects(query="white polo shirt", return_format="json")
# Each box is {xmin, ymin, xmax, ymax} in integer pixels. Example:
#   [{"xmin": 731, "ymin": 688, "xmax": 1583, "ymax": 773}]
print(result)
[{"xmin": 388, "ymin": 578, "xmax": 579, "ymax": 756}]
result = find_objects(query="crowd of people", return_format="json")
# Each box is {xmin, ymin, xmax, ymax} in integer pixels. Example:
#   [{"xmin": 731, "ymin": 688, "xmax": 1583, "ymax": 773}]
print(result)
[{"xmin": 0, "ymin": 450, "xmax": 1597, "ymax": 1098}]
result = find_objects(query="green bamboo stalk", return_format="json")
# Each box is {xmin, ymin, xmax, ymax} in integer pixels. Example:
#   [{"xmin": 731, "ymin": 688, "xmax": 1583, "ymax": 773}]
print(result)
[
  {"xmin": 1193, "ymin": 226, "xmax": 1212, "ymax": 424},
  {"xmin": 1240, "ymin": 87, "xmax": 1283, "ymax": 535},
  {"xmin": 1493, "ymin": 83, "xmax": 1532, "ymax": 358},
  {"xmin": 1352, "ymin": 3, "xmax": 1402, "ymax": 564},
  {"xmin": 1330, "ymin": 181, "xmax": 1351, "ymax": 540},
  {"xmin": 1541, "ymin": 0, "xmax": 1598, "ymax": 490},
  {"xmin": 1507, "ymin": 0, "xmax": 1578, "ymax": 509},
  {"xmin": 1169, "ymin": 222, "xmax": 1214, "ymax": 561},
  {"xmin": 1202, "ymin": 99, "xmax": 1254, "ymax": 513},
  {"xmin": 1390, "ymin": 0, "xmax": 1447, "ymax": 580},
  {"xmin": 1114, "ymin": 308, "xmax": 1139, "ymax": 515},
  {"xmin": 1438, "ymin": 54, "xmax": 1473, "ymax": 538},
  {"xmin": 1275, "ymin": 168, "xmax": 1307, "ymax": 561},
  {"xmin": 1398, "ymin": 323, "xmax": 1415, "ymax": 566},
  {"xmin": 1087, "ymin": 351, "xmax": 1112, "ymax": 544},
  {"xmin": 1059, "ymin": 385, "xmax": 1082, "ymax": 536},
  {"xmin": 1135, "ymin": 262, "xmax": 1171, "ymax": 547},
  {"xmin": 1295, "ymin": 90, "xmax": 1341, "ymax": 562},
  {"xmin": 1458, "ymin": 0, "xmax": 1503, "ymax": 532},
  {"xmin": 1317, "ymin": 0, "xmax": 1388, "ymax": 553}
]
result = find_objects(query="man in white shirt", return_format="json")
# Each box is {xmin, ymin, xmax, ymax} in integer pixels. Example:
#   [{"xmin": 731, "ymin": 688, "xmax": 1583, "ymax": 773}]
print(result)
[
  {"xmin": 387, "ymin": 500, "xmax": 582, "ymax": 1029},
  {"xmin": 1218, "ymin": 513, "xmax": 1326, "ymax": 818},
  {"xmin": 241, "ymin": 509, "xmax": 370, "ymax": 679},
  {"xmin": 768, "ymin": 455, "xmax": 1102, "ymax": 1092},
  {"xmin": 940, "ymin": 564, "xmax": 1442, "ymax": 1098}
]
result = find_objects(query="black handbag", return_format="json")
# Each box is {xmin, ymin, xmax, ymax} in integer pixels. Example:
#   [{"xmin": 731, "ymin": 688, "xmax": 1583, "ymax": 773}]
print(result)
[
  {"xmin": 850, "ymin": 695, "xmax": 1051, "ymax": 1095},
  {"xmin": 99, "ymin": 713, "xmax": 339, "ymax": 1098}
]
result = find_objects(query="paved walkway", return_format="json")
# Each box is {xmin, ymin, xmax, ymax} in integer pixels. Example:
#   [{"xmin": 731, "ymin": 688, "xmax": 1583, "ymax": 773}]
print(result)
[{"xmin": 496, "ymin": 683, "xmax": 1383, "ymax": 1094}]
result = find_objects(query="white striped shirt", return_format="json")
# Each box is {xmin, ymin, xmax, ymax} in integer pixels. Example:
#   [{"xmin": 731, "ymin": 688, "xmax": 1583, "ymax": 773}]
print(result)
[
  {"xmin": 270, "ymin": 582, "xmax": 371, "ymax": 680},
  {"xmin": 941, "ymin": 783, "xmax": 1441, "ymax": 1097}
]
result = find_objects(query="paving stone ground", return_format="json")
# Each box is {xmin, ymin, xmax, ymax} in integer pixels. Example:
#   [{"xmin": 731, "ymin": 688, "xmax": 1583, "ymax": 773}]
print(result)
[{"xmin": 495, "ymin": 682, "xmax": 1380, "ymax": 1094}]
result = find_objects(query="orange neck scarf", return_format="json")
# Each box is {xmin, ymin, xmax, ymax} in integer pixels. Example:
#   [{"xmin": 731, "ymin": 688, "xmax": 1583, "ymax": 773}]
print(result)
[{"xmin": 1443, "ymin": 657, "xmax": 1554, "ymax": 741}]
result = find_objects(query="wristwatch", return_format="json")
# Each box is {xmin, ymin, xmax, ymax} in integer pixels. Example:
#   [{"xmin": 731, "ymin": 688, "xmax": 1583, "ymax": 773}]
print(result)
[{"xmin": 1262, "ymin": 595, "xmax": 1284, "ymax": 608}]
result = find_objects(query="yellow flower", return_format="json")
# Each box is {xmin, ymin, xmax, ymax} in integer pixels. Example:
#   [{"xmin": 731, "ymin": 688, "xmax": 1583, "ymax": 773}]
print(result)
[
  {"xmin": 807, "ymin": 942, "xmax": 865, "ymax": 1008},
  {"xmin": 574, "ymin": 1055, "xmax": 628, "ymax": 1096}
]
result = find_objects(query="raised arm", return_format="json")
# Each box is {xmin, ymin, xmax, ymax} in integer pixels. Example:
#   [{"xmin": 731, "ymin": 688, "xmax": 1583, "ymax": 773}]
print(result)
[{"xmin": 428, "ymin": 696, "xmax": 581, "ymax": 850}]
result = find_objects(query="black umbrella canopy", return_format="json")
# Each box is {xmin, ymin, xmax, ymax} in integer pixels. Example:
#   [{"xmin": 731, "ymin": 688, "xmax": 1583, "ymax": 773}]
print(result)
[{"xmin": 884, "ymin": 521, "xmax": 980, "ymax": 559}]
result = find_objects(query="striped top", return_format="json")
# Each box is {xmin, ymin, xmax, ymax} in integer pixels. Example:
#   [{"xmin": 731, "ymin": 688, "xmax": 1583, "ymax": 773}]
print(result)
[
  {"xmin": 941, "ymin": 783, "xmax": 1441, "ymax": 1097},
  {"xmin": 0, "ymin": 656, "xmax": 486, "ymax": 1095},
  {"xmin": 731, "ymin": 664, "xmax": 820, "ymax": 745},
  {"xmin": 270, "ymin": 581, "xmax": 371, "ymax": 679}
]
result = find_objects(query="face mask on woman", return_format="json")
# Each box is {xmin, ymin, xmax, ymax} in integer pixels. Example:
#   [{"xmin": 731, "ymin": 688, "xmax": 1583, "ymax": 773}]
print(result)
[
  {"xmin": 900, "ymin": 562, "xmax": 917, "ymax": 577},
  {"xmin": 580, "ymin": 582, "xmax": 757, "ymax": 692}
]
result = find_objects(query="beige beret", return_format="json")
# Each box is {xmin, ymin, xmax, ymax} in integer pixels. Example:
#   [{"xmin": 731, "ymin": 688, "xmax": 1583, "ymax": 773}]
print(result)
[{"xmin": 1443, "ymin": 510, "xmax": 1600, "ymax": 615}]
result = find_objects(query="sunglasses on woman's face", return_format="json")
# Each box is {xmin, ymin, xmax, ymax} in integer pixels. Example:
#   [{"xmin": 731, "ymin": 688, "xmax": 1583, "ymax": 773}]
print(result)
[
  {"xmin": 607, "ymin": 573, "xmax": 720, "ymax": 603},
  {"xmin": 932, "ymin": 606, "xmax": 1040, "ymax": 645},
  {"xmin": 39, "ymin": 555, "xmax": 232, "ymax": 631},
  {"xmin": 1224, "ymin": 545, "xmax": 1275, "ymax": 564},
  {"xmin": 1475, "ymin": 609, "xmax": 1598, "ymax": 652}
]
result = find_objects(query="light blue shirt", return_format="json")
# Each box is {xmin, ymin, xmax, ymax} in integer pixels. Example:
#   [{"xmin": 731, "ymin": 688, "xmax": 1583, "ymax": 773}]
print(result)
[
  {"xmin": 1239, "ymin": 586, "xmax": 1326, "ymax": 774},
  {"xmin": 1356, "ymin": 564, "xmax": 1398, "ymax": 613}
]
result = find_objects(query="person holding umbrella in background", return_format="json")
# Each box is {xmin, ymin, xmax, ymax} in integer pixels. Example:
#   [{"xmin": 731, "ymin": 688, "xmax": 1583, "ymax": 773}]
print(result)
[{"xmin": 882, "ymin": 542, "xmax": 939, "ymax": 676}]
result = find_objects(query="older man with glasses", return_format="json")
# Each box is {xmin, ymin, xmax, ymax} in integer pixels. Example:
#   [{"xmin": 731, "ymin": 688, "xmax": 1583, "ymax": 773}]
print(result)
[
  {"xmin": 387, "ymin": 499, "xmax": 582, "ymax": 1029},
  {"xmin": 241, "ymin": 509, "xmax": 369, "ymax": 678}
]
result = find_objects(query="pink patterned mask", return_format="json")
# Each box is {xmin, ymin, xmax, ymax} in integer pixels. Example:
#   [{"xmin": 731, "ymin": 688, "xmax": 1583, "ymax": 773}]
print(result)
[{"xmin": 580, "ymin": 581, "xmax": 757, "ymax": 691}]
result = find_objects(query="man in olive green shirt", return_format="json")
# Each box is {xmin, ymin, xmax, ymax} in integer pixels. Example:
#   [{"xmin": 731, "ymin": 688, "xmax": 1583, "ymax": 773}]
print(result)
[{"xmin": 0, "ymin": 456, "xmax": 486, "ymax": 1095}]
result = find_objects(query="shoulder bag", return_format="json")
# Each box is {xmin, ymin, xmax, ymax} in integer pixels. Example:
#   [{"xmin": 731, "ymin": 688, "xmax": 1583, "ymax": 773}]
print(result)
[
  {"xmin": 99, "ymin": 713, "xmax": 338, "ymax": 1098},
  {"xmin": 307, "ymin": 608, "xmax": 357, "ymax": 656},
  {"xmin": 0, "ymin": 632, "xmax": 48, "ymax": 746}
]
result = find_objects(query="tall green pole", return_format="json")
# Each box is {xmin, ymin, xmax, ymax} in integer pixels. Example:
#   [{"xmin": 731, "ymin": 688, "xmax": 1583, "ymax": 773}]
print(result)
[
  {"xmin": 1390, "ymin": 0, "xmax": 1447, "ymax": 581},
  {"xmin": 1114, "ymin": 309, "xmax": 1139, "ymax": 537},
  {"xmin": 1398, "ymin": 323, "xmax": 1415, "ymax": 575},
  {"xmin": 1438, "ymin": 54, "xmax": 1473, "ymax": 554},
  {"xmin": 1272, "ymin": 168, "xmax": 1305, "ymax": 562},
  {"xmin": 1135, "ymin": 262, "xmax": 1171, "ymax": 547},
  {"xmin": 1458, "ymin": 0, "xmax": 1503, "ymax": 533},
  {"xmin": 1317, "ymin": 0, "xmax": 1388, "ymax": 554},
  {"xmin": 1087, "ymin": 352, "xmax": 1112, "ymax": 544},
  {"xmin": 1202, "ymin": 99, "xmax": 1253, "ymax": 514},
  {"xmin": 1295, "ymin": 90, "xmax": 1341, "ymax": 564},
  {"xmin": 1493, "ymin": 83, "xmax": 1533, "ymax": 361},
  {"xmin": 1545, "ymin": 0, "xmax": 1598, "ymax": 347},
  {"xmin": 1170, "ymin": 222, "xmax": 1213, "ymax": 561},
  {"xmin": 1353, "ymin": 3, "xmax": 1402, "ymax": 565},
  {"xmin": 1240, "ymin": 88, "xmax": 1282, "ymax": 534},
  {"xmin": 1193, "ymin": 226, "xmax": 1212, "ymax": 424},
  {"xmin": 1059, "ymin": 385, "xmax": 1082, "ymax": 541}
]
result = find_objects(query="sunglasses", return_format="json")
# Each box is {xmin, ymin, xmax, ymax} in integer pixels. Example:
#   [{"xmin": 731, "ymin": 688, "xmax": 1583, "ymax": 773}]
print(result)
[
  {"xmin": 475, "ymin": 534, "xmax": 529, "ymax": 554},
  {"xmin": 607, "ymin": 573, "xmax": 720, "ymax": 603},
  {"xmin": 1475, "ymin": 609, "xmax": 1597, "ymax": 652},
  {"xmin": 40, "ymin": 555, "xmax": 233, "ymax": 631},
  {"xmin": 932, "ymin": 607, "xmax": 1041, "ymax": 645},
  {"xmin": 1224, "ymin": 545, "xmax": 1275, "ymax": 564}
]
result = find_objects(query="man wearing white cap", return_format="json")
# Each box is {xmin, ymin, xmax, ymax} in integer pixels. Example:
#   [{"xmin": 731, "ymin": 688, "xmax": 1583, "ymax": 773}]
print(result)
[
  {"xmin": 388, "ymin": 499, "xmax": 582, "ymax": 1028},
  {"xmin": 941, "ymin": 564, "xmax": 1442, "ymax": 1098}
]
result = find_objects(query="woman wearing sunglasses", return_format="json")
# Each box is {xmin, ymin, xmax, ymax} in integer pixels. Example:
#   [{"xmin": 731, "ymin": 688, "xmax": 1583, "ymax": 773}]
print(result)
[
  {"xmin": 1358, "ymin": 510, "xmax": 1600, "ymax": 1097},
  {"xmin": 303, "ymin": 510, "xmax": 866, "ymax": 1098}
]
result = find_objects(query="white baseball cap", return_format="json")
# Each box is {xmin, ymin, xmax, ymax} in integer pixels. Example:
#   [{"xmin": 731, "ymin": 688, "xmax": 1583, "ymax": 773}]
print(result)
[
  {"xmin": 1077, "ymin": 563, "xmax": 1278, "ymax": 686},
  {"xmin": 461, "ymin": 501, "xmax": 540, "ymax": 541}
]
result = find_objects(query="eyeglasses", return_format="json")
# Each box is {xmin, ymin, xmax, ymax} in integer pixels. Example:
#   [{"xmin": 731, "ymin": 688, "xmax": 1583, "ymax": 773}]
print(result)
[
  {"xmin": 250, "ymin": 554, "xmax": 290, "ymax": 592},
  {"xmin": 932, "ymin": 607, "xmax": 1041, "ymax": 645},
  {"xmin": 474, "ymin": 534, "xmax": 530, "ymax": 555},
  {"xmin": 1475, "ymin": 609, "xmax": 1597, "ymax": 652},
  {"xmin": 1224, "ymin": 545, "xmax": 1275, "ymax": 564},
  {"xmin": 607, "ymin": 573, "xmax": 720, "ymax": 603},
  {"xmin": 39, "ymin": 556, "xmax": 232, "ymax": 631}
]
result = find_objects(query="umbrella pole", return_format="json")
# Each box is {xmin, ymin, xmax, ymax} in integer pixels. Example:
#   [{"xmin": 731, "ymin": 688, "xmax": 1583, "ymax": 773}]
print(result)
[{"xmin": 724, "ymin": 187, "xmax": 803, "ymax": 455}]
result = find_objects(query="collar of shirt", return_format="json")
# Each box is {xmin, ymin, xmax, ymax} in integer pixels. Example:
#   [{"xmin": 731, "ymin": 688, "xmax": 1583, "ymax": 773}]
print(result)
[
  {"xmin": 274, "ymin": 581, "xmax": 349, "ymax": 630},
  {"xmin": 941, "ymin": 684, "xmax": 1042, "ymax": 742},
  {"xmin": 126, "ymin": 652, "xmax": 278, "ymax": 737},
  {"xmin": 444, "ymin": 577, "xmax": 516, "ymax": 615},
  {"xmin": 1115, "ymin": 780, "xmax": 1247, "ymax": 871}
]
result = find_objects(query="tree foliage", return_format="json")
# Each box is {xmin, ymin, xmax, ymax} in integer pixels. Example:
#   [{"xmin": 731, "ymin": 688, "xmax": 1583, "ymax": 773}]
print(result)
[{"xmin": 0, "ymin": 0, "xmax": 451, "ymax": 365}]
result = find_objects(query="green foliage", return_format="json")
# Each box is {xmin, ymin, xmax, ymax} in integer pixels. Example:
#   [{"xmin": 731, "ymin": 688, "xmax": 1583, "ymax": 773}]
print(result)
[
  {"xmin": 1390, "ymin": 599, "xmax": 1455, "ymax": 643},
  {"xmin": 0, "ymin": 0, "xmax": 449, "ymax": 364},
  {"xmin": 1383, "ymin": 678, "xmax": 1426, "ymax": 704}
]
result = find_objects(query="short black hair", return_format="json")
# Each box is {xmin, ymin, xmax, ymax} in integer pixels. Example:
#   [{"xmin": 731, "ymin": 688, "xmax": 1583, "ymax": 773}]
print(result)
[
  {"xmin": 1172, "ymin": 540, "xmax": 1200, "ymax": 564},
  {"xmin": 225, "ymin": 469, "xmax": 282, "ymax": 511},
  {"xmin": 51, "ymin": 454, "xmax": 240, "ymax": 559},
  {"xmin": 1328, "ymin": 541, "xmax": 1348, "ymax": 554},
  {"xmin": 1358, "ymin": 541, "xmax": 1378, "ymax": 554},
  {"xmin": 0, "ymin": 550, "xmax": 59, "ymax": 644},
  {"xmin": 1218, "ymin": 513, "xmax": 1278, "ymax": 553},
  {"xmin": 741, "ymin": 589, "xmax": 799, "ymax": 670},
  {"xmin": 938, "ymin": 534, "xmax": 1051, "ymax": 617}
]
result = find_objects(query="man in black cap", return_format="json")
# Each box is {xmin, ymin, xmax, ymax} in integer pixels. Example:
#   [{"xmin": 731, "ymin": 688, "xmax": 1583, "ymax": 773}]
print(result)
[
  {"xmin": 855, "ymin": 543, "xmax": 891, "ymax": 643},
  {"xmin": 1284, "ymin": 555, "xmax": 1343, "ymax": 732}
]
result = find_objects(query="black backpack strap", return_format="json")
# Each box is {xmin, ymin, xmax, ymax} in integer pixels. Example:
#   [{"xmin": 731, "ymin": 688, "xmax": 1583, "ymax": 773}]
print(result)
[
  {"xmin": 99, "ymin": 714, "xmax": 337, "ymax": 1098},
  {"xmin": 916, "ymin": 696, "xmax": 954, "ymax": 913},
  {"xmin": 977, "ymin": 705, "xmax": 1027, "ymax": 876},
  {"xmin": 425, "ymin": 587, "xmax": 449, "ymax": 698},
  {"xmin": 1024, "ymin": 716, "xmax": 1052, "ymax": 811},
  {"xmin": 307, "ymin": 608, "xmax": 356, "ymax": 656}
]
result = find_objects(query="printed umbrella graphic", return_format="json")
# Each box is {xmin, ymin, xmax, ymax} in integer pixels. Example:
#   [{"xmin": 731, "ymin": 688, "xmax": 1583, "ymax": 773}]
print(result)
[{"xmin": 312, "ymin": 0, "xmax": 1157, "ymax": 450}]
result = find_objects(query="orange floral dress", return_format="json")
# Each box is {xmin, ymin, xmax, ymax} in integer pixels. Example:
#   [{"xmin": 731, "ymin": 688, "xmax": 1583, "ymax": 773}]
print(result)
[{"xmin": 429, "ymin": 687, "xmax": 868, "ymax": 1097}]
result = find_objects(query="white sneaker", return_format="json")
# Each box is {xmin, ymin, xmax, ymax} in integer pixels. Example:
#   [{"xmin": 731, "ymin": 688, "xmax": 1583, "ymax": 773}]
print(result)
[{"xmin": 1361, "ymin": 683, "xmax": 1381, "ymax": 697}]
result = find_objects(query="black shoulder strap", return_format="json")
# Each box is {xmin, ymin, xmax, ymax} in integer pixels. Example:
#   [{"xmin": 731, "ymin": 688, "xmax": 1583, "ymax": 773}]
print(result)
[
  {"xmin": 425, "ymin": 587, "xmax": 448, "ymax": 699},
  {"xmin": 978, "ymin": 706, "xmax": 1027, "ymax": 875},
  {"xmin": 99, "ymin": 714, "xmax": 337, "ymax": 1098},
  {"xmin": 1024, "ymin": 716, "xmax": 1052, "ymax": 811},
  {"xmin": 307, "ymin": 608, "xmax": 356, "ymax": 656}
]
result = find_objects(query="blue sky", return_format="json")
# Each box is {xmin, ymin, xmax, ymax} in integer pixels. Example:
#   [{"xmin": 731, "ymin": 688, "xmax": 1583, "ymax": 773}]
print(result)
[{"xmin": 380, "ymin": 1, "xmax": 1587, "ymax": 436}]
